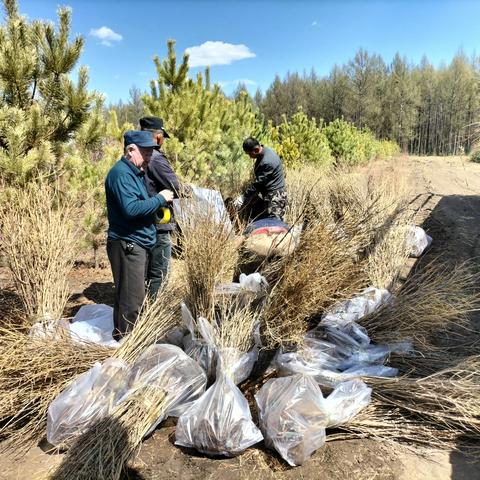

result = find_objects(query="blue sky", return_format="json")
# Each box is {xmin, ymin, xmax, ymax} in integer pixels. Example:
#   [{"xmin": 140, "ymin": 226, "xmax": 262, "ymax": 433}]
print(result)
[{"xmin": 18, "ymin": 0, "xmax": 480, "ymax": 103}]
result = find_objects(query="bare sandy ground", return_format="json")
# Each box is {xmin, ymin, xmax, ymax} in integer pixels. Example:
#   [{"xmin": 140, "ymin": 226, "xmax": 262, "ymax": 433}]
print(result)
[{"xmin": 1, "ymin": 155, "xmax": 480, "ymax": 480}]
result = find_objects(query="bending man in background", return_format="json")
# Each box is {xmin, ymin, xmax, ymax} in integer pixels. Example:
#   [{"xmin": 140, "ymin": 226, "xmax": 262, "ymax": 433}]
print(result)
[
  {"xmin": 105, "ymin": 130, "xmax": 174, "ymax": 339},
  {"xmin": 140, "ymin": 116, "xmax": 191, "ymax": 299},
  {"xmin": 234, "ymin": 137, "xmax": 288, "ymax": 222}
]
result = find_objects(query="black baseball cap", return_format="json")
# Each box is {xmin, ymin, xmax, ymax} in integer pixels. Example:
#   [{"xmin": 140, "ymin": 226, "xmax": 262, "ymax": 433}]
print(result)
[
  {"xmin": 139, "ymin": 116, "xmax": 170, "ymax": 138},
  {"xmin": 123, "ymin": 130, "xmax": 158, "ymax": 149}
]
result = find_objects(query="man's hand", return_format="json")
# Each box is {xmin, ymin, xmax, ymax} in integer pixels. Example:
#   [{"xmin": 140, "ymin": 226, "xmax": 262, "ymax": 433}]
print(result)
[
  {"xmin": 159, "ymin": 189, "xmax": 174, "ymax": 202},
  {"xmin": 233, "ymin": 194, "xmax": 245, "ymax": 208}
]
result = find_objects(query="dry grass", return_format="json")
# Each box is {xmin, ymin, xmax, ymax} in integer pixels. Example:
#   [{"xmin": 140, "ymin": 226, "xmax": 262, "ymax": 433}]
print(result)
[
  {"xmin": 177, "ymin": 204, "xmax": 238, "ymax": 320},
  {"xmin": 49, "ymin": 385, "xmax": 167, "ymax": 480},
  {"xmin": 0, "ymin": 183, "xmax": 79, "ymax": 323},
  {"xmin": 359, "ymin": 261, "xmax": 480, "ymax": 349},
  {"xmin": 0, "ymin": 324, "xmax": 111, "ymax": 454}
]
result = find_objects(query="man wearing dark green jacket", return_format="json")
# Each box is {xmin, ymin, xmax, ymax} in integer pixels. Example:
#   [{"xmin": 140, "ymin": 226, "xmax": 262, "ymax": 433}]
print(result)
[{"xmin": 105, "ymin": 130, "xmax": 173, "ymax": 339}]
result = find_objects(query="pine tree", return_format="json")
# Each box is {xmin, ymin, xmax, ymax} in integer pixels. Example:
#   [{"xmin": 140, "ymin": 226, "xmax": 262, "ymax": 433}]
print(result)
[
  {"xmin": 0, "ymin": 0, "xmax": 96, "ymax": 185},
  {"xmin": 143, "ymin": 39, "xmax": 259, "ymax": 191}
]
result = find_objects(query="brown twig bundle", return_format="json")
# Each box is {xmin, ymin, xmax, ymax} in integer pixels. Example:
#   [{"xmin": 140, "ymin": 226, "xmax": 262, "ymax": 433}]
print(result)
[
  {"xmin": 261, "ymin": 220, "xmax": 367, "ymax": 349},
  {"xmin": 360, "ymin": 261, "xmax": 480, "ymax": 349},
  {"xmin": 0, "ymin": 324, "xmax": 111, "ymax": 454},
  {"xmin": 337, "ymin": 357, "xmax": 480, "ymax": 454},
  {"xmin": 177, "ymin": 204, "xmax": 238, "ymax": 320},
  {"xmin": 0, "ymin": 182, "xmax": 79, "ymax": 323},
  {"xmin": 49, "ymin": 385, "xmax": 167, "ymax": 480},
  {"xmin": 285, "ymin": 165, "xmax": 412, "ymax": 289},
  {"xmin": 209, "ymin": 299, "xmax": 260, "ymax": 363}
]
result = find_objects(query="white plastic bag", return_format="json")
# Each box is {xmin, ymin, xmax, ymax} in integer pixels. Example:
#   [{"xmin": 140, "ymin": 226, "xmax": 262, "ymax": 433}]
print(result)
[
  {"xmin": 68, "ymin": 304, "xmax": 119, "ymax": 348},
  {"xmin": 322, "ymin": 287, "xmax": 391, "ymax": 327},
  {"xmin": 324, "ymin": 379, "xmax": 372, "ymax": 427},
  {"xmin": 173, "ymin": 186, "xmax": 233, "ymax": 233},
  {"xmin": 255, "ymin": 374, "xmax": 328, "ymax": 466},
  {"xmin": 46, "ymin": 358, "xmax": 129, "ymax": 447},
  {"xmin": 29, "ymin": 304, "xmax": 119, "ymax": 348},
  {"xmin": 175, "ymin": 373, "xmax": 263, "ymax": 456},
  {"xmin": 215, "ymin": 273, "xmax": 269, "ymax": 308},
  {"xmin": 126, "ymin": 343, "xmax": 207, "ymax": 420},
  {"xmin": 406, "ymin": 226, "xmax": 432, "ymax": 257}
]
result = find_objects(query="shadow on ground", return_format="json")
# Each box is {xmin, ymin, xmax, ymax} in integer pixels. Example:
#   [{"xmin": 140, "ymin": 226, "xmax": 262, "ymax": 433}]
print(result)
[{"xmin": 412, "ymin": 194, "xmax": 480, "ymax": 479}]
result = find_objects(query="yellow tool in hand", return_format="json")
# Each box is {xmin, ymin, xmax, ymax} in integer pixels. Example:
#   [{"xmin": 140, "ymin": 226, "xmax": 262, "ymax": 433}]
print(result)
[{"xmin": 156, "ymin": 207, "xmax": 171, "ymax": 224}]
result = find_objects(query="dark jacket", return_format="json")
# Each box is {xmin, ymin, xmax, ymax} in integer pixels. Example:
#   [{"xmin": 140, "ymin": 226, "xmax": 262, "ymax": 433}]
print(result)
[
  {"xmin": 243, "ymin": 146, "xmax": 286, "ymax": 199},
  {"xmin": 105, "ymin": 157, "xmax": 167, "ymax": 249},
  {"xmin": 145, "ymin": 149, "xmax": 181, "ymax": 232}
]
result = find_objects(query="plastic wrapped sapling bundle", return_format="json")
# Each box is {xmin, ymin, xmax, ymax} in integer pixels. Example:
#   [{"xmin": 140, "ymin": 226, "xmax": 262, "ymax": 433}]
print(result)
[
  {"xmin": 126, "ymin": 343, "xmax": 207, "ymax": 420},
  {"xmin": 274, "ymin": 323, "xmax": 407, "ymax": 387},
  {"xmin": 175, "ymin": 348, "xmax": 263, "ymax": 456},
  {"xmin": 47, "ymin": 358, "xmax": 129, "ymax": 447},
  {"xmin": 255, "ymin": 374, "xmax": 328, "ymax": 466}
]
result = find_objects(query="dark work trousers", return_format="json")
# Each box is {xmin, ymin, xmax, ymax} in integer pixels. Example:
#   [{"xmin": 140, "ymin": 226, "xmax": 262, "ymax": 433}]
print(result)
[
  {"xmin": 107, "ymin": 239, "xmax": 148, "ymax": 339},
  {"xmin": 146, "ymin": 231, "xmax": 172, "ymax": 300}
]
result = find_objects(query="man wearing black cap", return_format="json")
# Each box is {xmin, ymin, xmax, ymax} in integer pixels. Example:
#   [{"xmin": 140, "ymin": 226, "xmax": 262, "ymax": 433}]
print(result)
[
  {"xmin": 105, "ymin": 130, "xmax": 174, "ymax": 338},
  {"xmin": 140, "ymin": 116, "xmax": 190, "ymax": 298}
]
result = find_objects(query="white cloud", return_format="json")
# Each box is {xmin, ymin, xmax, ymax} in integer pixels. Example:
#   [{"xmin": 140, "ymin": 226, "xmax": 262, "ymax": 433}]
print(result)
[
  {"xmin": 90, "ymin": 26, "xmax": 122, "ymax": 47},
  {"xmin": 185, "ymin": 41, "xmax": 255, "ymax": 67},
  {"xmin": 312, "ymin": 20, "xmax": 318, "ymax": 26},
  {"xmin": 218, "ymin": 78, "xmax": 257, "ymax": 88},
  {"xmin": 113, "ymin": 74, "xmax": 120, "ymax": 80}
]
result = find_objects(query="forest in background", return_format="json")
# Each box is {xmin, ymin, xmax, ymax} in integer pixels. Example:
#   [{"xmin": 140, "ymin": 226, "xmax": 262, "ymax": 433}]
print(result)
[{"xmin": 113, "ymin": 49, "xmax": 480, "ymax": 157}]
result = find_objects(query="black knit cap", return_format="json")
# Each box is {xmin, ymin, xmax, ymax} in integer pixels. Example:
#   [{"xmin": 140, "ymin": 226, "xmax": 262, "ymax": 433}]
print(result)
[{"xmin": 139, "ymin": 116, "xmax": 170, "ymax": 138}]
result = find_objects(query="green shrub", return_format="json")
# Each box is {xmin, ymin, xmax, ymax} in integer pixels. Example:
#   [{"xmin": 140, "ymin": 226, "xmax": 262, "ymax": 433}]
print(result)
[{"xmin": 269, "ymin": 109, "xmax": 333, "ymax": 168}]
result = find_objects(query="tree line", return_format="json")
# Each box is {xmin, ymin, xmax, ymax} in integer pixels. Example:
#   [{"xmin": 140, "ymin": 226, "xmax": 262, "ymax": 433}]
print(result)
[{"xmin": 253, "ymin": 49, "xmax": 479, "ymax": 156}]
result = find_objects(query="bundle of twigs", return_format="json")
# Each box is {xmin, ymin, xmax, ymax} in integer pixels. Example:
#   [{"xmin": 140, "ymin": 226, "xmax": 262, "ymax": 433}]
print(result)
[
  {"xmin": 0, "ymin": 324, "xmax": 111, "ymax": 454},
  {"xmin": 0, "ymin": 283, "xmax": 181, "ymax": 454},
  {"xmin": 177, "ymin": 203, "xmax": 238, "ymax": 320},
  {"xmin": 335, "ymin": 357, "xmax": 480, "ymax": 454},
  {"xmin": 360, "ymin": 261, "xmax": 480, "ymax": 349},
  {"xmin": 0, "ymin": 182, "xmax": 79, "ymax": 324},
  {"xmin": 261, "ymin": 219, "xmax": 367, "ymax": 348},
  {"xmin": 49, "ymin": 385, "xmax": 167, "ymax": 480}
]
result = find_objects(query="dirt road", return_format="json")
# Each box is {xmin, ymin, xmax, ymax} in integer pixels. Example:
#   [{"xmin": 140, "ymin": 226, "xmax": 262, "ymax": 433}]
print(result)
[{"xmin": 1, "ymin": 155, "xmax": 480, "ymax": 480}]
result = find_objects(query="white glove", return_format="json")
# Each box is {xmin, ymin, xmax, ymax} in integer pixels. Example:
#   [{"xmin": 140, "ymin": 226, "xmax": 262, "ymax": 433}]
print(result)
[{"xmin": 233, "ymin": 195, "xmax": 245, "ymax": 208}]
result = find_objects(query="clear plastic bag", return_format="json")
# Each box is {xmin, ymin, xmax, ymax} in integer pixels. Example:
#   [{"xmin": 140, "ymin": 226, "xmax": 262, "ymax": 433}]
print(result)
[
  {"xmin": 173, "ymin": 186, "xmax": 233, "ymax": 233},
  {"xmin": 255, "ymin": 374, "xmax": 328, "ymax": 466},
  {"xmin": 324, "ymin": 379, "xmax": 372, "ymax": 427},
  {"xmin": 216, "ymin": 347, "xmax": 259, "ymax": 385},
  {"xmin": 126, "ymin": 343, "xmax": 207, "ymax": 419},
  {"xmin": 321, "ymin": 287, "xmax": 392, "ymax": 327},
  {"xmin": 175, "ymin": 373, "xmax": 263, "ymax": 456},
  {"xmin": 215, "ymin": 273, "xmax": 269, "ymax": 308},
  {"xmin": 181, "ymin": 303, "xmax": 217, "ymax": 381},
  {"xmin": 46, "ymin": 358, "xmax": 129, "ymax": 447}
]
